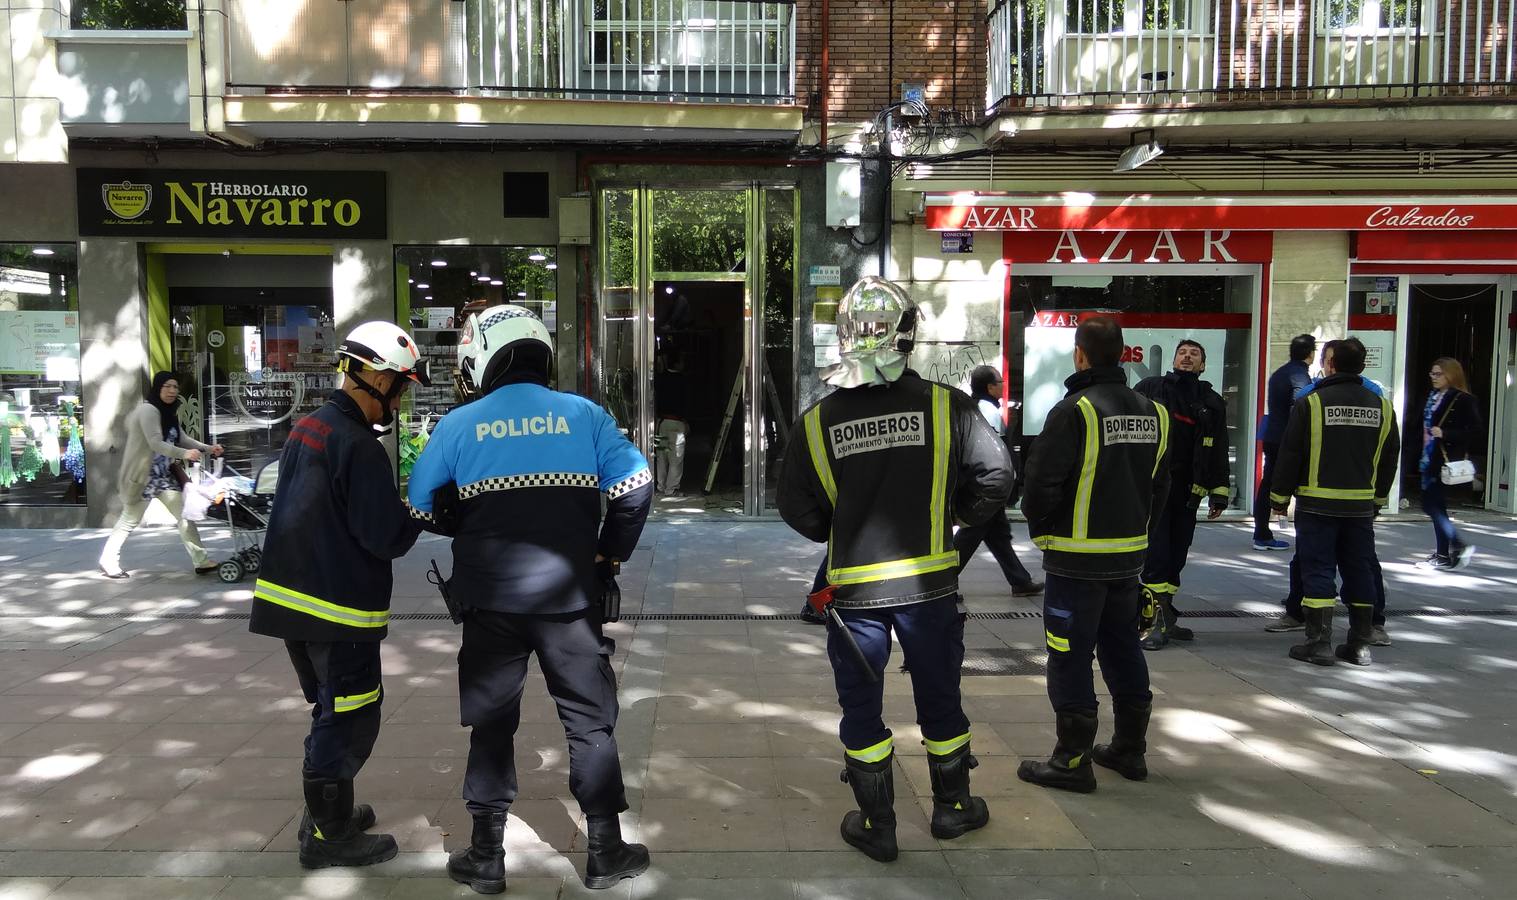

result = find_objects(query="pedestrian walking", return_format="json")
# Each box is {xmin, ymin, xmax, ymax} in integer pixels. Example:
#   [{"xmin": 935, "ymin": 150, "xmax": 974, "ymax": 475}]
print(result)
[
  {"xmin": 777, "ymin": 277, "xmax": 1013, "ymax": 862},
  {"xmin": 408, "ymin": 304, "xmax": 653, "ymax": 894},
  {"xmin": 1418, "ymin": 357, "xmax": 1481, "ymax": 570},
  {"xmin": 953, "ymin": 365, "xmax": 1043, "ymax": 598},
  {"xmin": 1018, "ymin": 316, "xmax": 1170, "ymax": 794},
  {"xmin": 1254, "ymin": 335, "xmax": 1315, "ymax": 551},
  {"xmin": 98, "ymin": 371, "xmax": 224, "ymax": 579},
  {"xmin": 249, "ymin": 323, "xmax": 430, "ymax": 869}
]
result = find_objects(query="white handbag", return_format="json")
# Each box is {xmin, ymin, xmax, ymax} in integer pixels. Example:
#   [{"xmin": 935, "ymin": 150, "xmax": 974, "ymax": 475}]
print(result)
[{"xmin": 1441, "ymin": 458, "xmax": 1476, "ymax": 486}]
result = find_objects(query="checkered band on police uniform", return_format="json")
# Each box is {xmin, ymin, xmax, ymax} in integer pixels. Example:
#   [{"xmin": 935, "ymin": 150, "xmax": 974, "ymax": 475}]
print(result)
[
  {"xmin": 459, "ymin": 472, "xmax": 601, "ymax": 500},
  {"xmin": 604, "ymin": 469, "xmax": 653, "ymax": 500}
]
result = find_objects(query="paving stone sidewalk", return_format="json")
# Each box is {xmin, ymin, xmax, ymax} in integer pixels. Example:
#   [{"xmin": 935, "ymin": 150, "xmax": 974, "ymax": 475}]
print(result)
[{"xmin": 0, "ymin": 515, "xmax": 1515, "ymax": 899}]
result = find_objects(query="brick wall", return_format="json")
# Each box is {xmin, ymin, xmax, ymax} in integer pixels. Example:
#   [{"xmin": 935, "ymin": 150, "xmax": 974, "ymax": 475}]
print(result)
[{"xmin": 794, "ymin": 0, "xmax": 988, "ymax": 126}]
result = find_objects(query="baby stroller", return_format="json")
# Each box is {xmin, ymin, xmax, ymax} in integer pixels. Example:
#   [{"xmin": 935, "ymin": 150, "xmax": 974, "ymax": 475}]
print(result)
[{"xmin": 196, "ymin": 460, "xmax": 279, "ymax": 583}]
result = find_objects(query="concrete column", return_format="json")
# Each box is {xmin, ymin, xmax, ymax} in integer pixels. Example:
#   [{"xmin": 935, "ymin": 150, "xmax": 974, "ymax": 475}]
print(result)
[
  {"xmin": 332, "ymin": 241, "xmax": 398, "ymax": 462},
  {"xmin": 6, "ymin": 0, "xmax": 69, "ymax": 162},
  {"xmin": 1268, "ymin": 231, "xmax": 1350, "ymax": 372},
  {"xmin": 77, "ymin": 238, "xmax": 147, "ymax": 527}
]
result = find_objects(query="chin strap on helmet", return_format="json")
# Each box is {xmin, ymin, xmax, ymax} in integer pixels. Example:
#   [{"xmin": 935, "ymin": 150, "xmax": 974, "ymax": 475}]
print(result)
[{"xmin": 340, "ymin": 358, "xmax": 407, "ymax": 432}]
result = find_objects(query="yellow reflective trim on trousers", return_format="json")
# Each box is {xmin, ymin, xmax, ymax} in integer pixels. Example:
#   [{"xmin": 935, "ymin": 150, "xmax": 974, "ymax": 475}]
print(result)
[
  {"xmin": 1307, "ymin": 393, "xmax": 1324, "ymax": 490},
  {"xmin": 925, "ymin": 732, "xmax": 972, "ymax": 756},
  {"xmin": 253, "ymin": 579, "xmax": 388, "ymax": 629},
  {"xmin": 804, "ymin": 407, "xmax": 837, "ymax": 505},
  {"xmin": 829, "ymin": 551, "xmax": 959, "ymax": 585},
  {"xmin": 1073, "ymin": 396, "xmax": 1100, "ymax": 540},
  {"xmin": 1298, "ymin": 486, "xmax": 1375, "ymax": 500},
  {"xmin": 1046, "ymin": 631, "xmax": 1070, "ymax": 652},
  {"xmin": 1371, "ymin": 396, "xmax": 1393, "ymax": 480},
  {"xmin": 846, "ymin": 736, "xmax": 894, "ymax": 763},
  {"xmin": 1151, "ymin": 401, "xmax": 1170, "ymax": 479},
  {"xmin": 1033, "ymin": 534, "xmax": 1149, "ymax": 554},
  {"xmin": 333, "ymin": 686, "xmax": 381, "ymax": 714},
  {"xmin": 1302, "ymin": 597, "xmax": 1337, "ymax": 609},
  {"xmin": 929, "ymin": 386, "xmax": 951, "ymax": 555}
]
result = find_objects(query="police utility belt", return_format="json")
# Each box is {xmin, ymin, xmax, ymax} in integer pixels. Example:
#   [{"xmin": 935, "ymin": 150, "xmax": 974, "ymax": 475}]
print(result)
[{"xmin": 427, "ymin": 558, "xmax": 623, "ymax": 624}]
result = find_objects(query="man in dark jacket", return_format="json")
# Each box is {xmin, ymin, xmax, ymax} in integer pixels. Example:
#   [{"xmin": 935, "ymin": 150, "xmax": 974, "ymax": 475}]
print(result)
[
  {"xmin": 1132, "ymin": 340, "xmax": 1230, "ymax": 650},
  {"xmin": 1255, "ymin": 335, "xmax": 1315, "ymax": 550},
  {"xmin": 1270, "ymin": 337, "xmax": 1399, "ymax": 667},
  {"xmin": 250, "ymin": 321, "xmax": 429, "ymax": 870},
  {"xmin": 1018, "ymin": 316, "xmax": 1170, "ymax": 794},
  {"xmin": 777, "ymin": 277, "xmax": 1013, "ymax": 863}
]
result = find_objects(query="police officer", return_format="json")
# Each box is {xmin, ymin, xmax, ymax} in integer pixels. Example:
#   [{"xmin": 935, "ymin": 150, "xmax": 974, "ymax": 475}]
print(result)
[
  {"xmin": 777, "ymin": 277, "xmax": 1013, "ymax": 862},
  {"xmin": 1018, "ymin": 316, "xmax": 1170, "ymax": 793},
  {"xmin": 1132, "ymin": 340, "xmax": 1229, "ymax": 650},
  {"xmin": 1254, "ymin": 334, "xmax": 1316, "ymax": 551},
  {"xmin": 1269, "ymin": 337, "xmax": 1398, "ymax": 667},
  {"xmin": 250, "ymin": 321, "xmax": 430, "ymax": 869},
  {"xmin": 407, "ymin": 305, "xmax": 653, "ymax": 894}
]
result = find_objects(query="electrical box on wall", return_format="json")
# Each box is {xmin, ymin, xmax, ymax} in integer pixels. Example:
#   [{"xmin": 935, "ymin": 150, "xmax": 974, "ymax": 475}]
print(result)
[
  {"xmin": 826, "ymin": 159, "xmax": 862, "ymax": 229},
  {"xmin": 558, "ymin": 196, "xmax": 592, "ymax": 245}
]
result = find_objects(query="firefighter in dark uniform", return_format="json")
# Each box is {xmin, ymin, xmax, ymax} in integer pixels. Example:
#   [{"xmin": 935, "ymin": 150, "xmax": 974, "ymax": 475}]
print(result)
[
  {"xmin": 1270, "ymin": 337, "xmax": 1399, "ymax": 667},
  {"xmin": 250, "ymin": 321, "xmax": 430, "ymax": 869},
  {"xmin": 1018, "ymin": 316, "xmax": 1171, "ymax": 793},
  {"xmin": 777, "ymin": 277, "xmax": 1014, "ymax": 862},
  {"xmin": 1132, "ymin": 340, "xmax": 1230, "ymax": 650},
  {"xmin": 408, "ymin": 305, "xmax": 653, "ymax": 894}
]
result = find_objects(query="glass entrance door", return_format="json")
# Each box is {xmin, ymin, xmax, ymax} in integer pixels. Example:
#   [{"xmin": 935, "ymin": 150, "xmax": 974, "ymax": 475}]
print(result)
[{"xmin": 597, "ymin": 185, "xmax": 795, "ymax": 516}]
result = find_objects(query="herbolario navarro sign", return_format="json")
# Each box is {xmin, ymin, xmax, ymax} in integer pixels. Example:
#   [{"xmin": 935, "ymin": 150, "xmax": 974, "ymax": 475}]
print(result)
[
  {"xmin": 76, "ymin": 169, "xmax": 387, "ymax": 239},
  {"xmin": 230, "ymin": 370, "xmax": 306, "ymax": 426}
]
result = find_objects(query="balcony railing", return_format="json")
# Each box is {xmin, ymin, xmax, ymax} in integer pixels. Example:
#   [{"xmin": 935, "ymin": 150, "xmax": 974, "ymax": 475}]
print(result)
[
  {"xmin": 224, "ymin": 0, "xmax": 795, "ymax": 105},
  {"xmin": 987, "ymin": 0, "xmax": 1517, "ymax": 112}
]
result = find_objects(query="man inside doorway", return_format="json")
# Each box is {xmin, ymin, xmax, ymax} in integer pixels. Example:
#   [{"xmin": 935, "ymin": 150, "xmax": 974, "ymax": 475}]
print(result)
[{"xmin": 655, "ymin": 350, "xmax": 690, "ymax": 496}]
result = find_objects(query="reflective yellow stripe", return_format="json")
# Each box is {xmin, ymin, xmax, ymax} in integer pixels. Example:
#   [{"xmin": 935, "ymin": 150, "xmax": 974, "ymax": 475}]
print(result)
[
  {"xmin": 1349, "ymin": 602, "xmax": 1373, "ymax": 608},
  {"xmin": 1302, "ymin": 597, "xmax": 1337, "ymax": 609},
  {"xmin": 1151, "ymin": 401, "xmax": 1170, "ymax": 479},
  {"xmin": 1046, "ymin": 631, "xmax": 1070, "ymax": 652},
  {"xmin": 1210, "ymin": 487, "xmax": 1229, "ymax": 496},
  {"xmin": 804, "ymin": 407, "xmax": 837, "ymax": 505},
  {"xmin": 846, "ymin": 736, "xmax": 894, "ymax": 763},
  {"xmin": 1299, "ymin": 486, "xmax": 1375, "ymax": 500},
  {"xmin": 1307, "ymin": 393, "xmax": 1324, "ymax": 490},
  {"xmin": 1202, "ymin": 436, "xmax": 1214, "ymax": 447},
  {"xmin": 1190, "ymin": 484, "xmax": 1207, "ymax": 497},
  {"xmin": 1371, "ymin": 396, "xmax": 1393, "ymax": 483},
  {"xmin": 254, "ymin": 579, "xmax": 389, "ymax": 629},
  {"xmin": 1269, "ymin": 492, "xmax": 1291, "ymax": 505},
  {"xmin": 829, "ymin": 551, "xmax": 960, "ymax": 585},
  {"xmin": 1073, "ymin": 396, "xmax": 1100, "ymax": 540},
  {"xmin": 1033, "ymin": 534, "xmax": 1149, "ymax": 554},
  {"xmin": 333, "ymin": 686, "xmax": 381, "ymax": 714},
  {"xmin": 929, "ymin": 386, "xmax": 951, "ymax": 555},
  {"xmin": 925, "ymin": 732, "xmax": 971, "ymax": 756}
]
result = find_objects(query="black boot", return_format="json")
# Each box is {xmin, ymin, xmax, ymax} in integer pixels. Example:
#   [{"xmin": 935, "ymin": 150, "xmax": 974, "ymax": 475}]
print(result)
[
  {"xmin": 839, "ymin": 753, "xmax": 898, "ymax": 862},
  {"xmin": 1017, "ymin": 710, "xmax": 1098, "ymax": 794},
  {"xmin": 1091, "ymin": 700, "xmax": 1151, "ymax": 781},
  {"xmin": 1335, "ymin": 604, "xmax": 1374, "ymax": 667},
  {"xmin": 1168, "ymin": 599, "xmax": 1195, "ymax": 642},
  {"xmin": 584, "ymin": 814, "xmax": 650, "ymax": 889},
  {"xmin": 447, "ymin": 812, "xmax": 506, "ymax": 894},
  {"xmin": 926, "ymin": 744, "xmax": 990, "ymax": 839},
  {"xmin": 1288, "ymin": 606, "xmax": 1336, "ymax": 667},
  {"xmin": 297, "ymin": 791, "xmax": 375, "ymax": 845},
  {"xmin": 298, "ymin": 778, "xmax": 398, "ymax": 869}
]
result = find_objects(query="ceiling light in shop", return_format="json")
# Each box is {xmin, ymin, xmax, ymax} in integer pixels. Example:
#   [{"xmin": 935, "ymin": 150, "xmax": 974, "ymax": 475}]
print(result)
[
  {"xmin": 408, "ymin": 278, "xmax": 414, "ymax": 284},
  {"xmin": 425, "ymin": 295, "xmax": 433, "ymax": 301},
  {"xmin": 490, "ymin": 279, "xmax": 503, "ymax": 286},
  {"xmin": 470, "ymin": 271, "xmax": 477, "ymax": 276},
  {"xmin": 516, "ymin": 291, "xmax": 527, "ymax": 298},
  {"xmin": 545, "ymin": 263, "xmax": 557, "ymax": 270},
  {"xmin": 32, "ymin": 247, "xmax": 55, "ymax": 256},
  {"xmin": 430, "ymin": 260, "xmax": 447, "ymax": 267},
  {"xmin": 416, "ymin": 283, "xmax": 429, "ymax": 290},
  {"xmin": 478, "ymin": 275, "xmax": 491, "ymax": 282},
  {"xmin": 528, "ymin": 253, "xmax": 546, "ymax": 262}
]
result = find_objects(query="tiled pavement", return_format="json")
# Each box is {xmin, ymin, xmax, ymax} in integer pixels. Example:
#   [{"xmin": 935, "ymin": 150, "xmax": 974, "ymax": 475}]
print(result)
[{"xmin": 1, "ymin": 513, "xmax": 1515, "ymax": 898}]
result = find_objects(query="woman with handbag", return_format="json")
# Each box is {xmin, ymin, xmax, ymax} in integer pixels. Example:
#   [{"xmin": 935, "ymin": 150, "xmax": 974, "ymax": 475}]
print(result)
[
  {"xmin": 1418, "ymin": 357, "xmax": 1481, "ymax": 570},
  {"xmin": 952, "ymin": 366, "xmax": 1043, "ymax": 597},
  {"xmin": 98, "ymin": 371, "xmax": 225, "ymax": 579}
]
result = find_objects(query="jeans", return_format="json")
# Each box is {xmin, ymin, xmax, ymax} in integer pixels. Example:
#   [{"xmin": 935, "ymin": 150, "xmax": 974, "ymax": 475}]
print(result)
[
  {"xmin": 98, "ymin": 489, "xmax": 210, "ymax": 573},
  {"xmin": 1421, "ymin": 471, "xmax": 1460, "ymax": 558},
  {"xmin": 655, "ymin": 418, "xmax": 688, "ymax": 494}
]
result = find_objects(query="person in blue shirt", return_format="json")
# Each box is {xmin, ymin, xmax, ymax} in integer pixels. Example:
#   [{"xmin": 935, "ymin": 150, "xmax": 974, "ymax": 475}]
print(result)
[
  {"xmin": 1254, "ymin": 335, "xmax": 1315, "ymax": 550},
  {"xmin": 1264, "ymin": 340, "xmax": 1391, "ymax": 646},
  {"xmin": 408, "ymin": 305, "xmax": 653, "ymax": 894}
]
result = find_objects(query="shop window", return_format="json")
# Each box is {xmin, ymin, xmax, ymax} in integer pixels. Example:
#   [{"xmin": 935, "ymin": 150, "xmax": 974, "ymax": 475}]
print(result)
[
  {"xmin": 0, "ymin": 244, "xmax": 85, "ymax": 507},
  {"xmin": 1064, "ymin": 0, "xmax": 1203, "ymax": 33}
]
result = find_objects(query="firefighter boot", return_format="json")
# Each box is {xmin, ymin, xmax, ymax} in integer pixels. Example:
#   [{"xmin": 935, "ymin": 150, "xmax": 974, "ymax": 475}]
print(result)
[
  {"xmin": 1335, "ymin": 604, "xmax": 1374, "ymax": 667},
  {"xmin": 1017, "ymin": 710, "xmax": 1098, "ymax": 794},
  {"xmin": 926, "ymin": 744, "xmax": 990, "ymax": 839},
  {"xmin": 297, "ymin": 792, "xmax": 375, "ymax": 845},
  {"xmin": 1288, "ymin": 606, "xmax": 1337, "ymax": 667},
  {"xmin": 446, "ymin": 812, "xmax": 506, "ymax": 895},
  {"xmin": 584, "ymin": 814, "xmax": 650, "ymax": 889},
  {"xmin": 1091, "ymin": 699, "xmax": 1151, "ymax": 781},
  {"xmin": 298, "ymin": 778, "xmax": 398, "ymax": 869},
  {"xmin": 840, "ymin": 753, "xmax": 898, "ymax": 862},
  {"xmin": 1169, "ymin": 599, "xmax": 1195, "ymax": 642}
]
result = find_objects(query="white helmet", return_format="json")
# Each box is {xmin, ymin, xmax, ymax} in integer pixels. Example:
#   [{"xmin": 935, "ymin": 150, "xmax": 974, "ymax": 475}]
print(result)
[
  {"xmin": 458, "ymin": 304, "xmax": 554, "ymax": 395},
  {"xmin": 823, "ymin": 276, "xmax": 919, "ymax": 388},
  {"xmin": 336, "ymin": 321, "xmax": 430, "ymax": 428}
]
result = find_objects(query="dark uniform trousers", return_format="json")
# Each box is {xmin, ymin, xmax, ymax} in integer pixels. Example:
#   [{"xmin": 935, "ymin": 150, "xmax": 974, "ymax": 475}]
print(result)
[
  {"xmin": 1285, "ymin": 551, "xmax": 1387, "ymax": 625},
  {"xmin": 1142, "ymin": 482, "xmax": 1200, "ymax": 593},
  {"xmin": 286, "ymin": 640, "xmax": 384, "ymax": 781},
  {"xmin": 953, "ymin": 509, "xmax": 1036, "ymax": 588},
  {"xmin": 458, "ymin": 608, "xmax": 628, "ymax": 819},
  {"xmin": 1042, "ymin": 574, "xmax": 1153, "ymax": 713},
  {"xmin": 1254, "ymin": 442, "xmax": 1281, "ymax": 542},
  {"xmin": 830, "ymin": 595, "xmax": 970, "ymax": 753},
  {"xmin": 1294, "ymin": 512, "xmax": 1379, "ymax": 616}
]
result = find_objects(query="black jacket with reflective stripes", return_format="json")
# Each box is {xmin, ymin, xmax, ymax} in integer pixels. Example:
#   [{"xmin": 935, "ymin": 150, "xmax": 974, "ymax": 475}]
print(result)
[
  {"xmin": 1133, "ymin": 371, "xmax": 1230, "ymax": 510},
  {"xmin": 1023, "ymin": 367, "xmax": 1172, "ymax": 580},
  {"xmin": 250, "ymin": 392, "xmax": 422, "ymax": 642},
  {"xmin": 776, "ymin": 372, "xmax": 1014, "ymax": 609},
  {"xmin": 1270, "ymin": 373, "xmax": 1399, "ymax": 518}
]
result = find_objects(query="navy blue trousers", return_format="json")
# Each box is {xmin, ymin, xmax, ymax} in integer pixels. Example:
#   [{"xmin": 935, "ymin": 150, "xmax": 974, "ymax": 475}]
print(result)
[
  {"xmin": 287, "ymin": 640, "xmax": 383, "ymax": 781},
  {"xmin": 1042, "ymin": 574, "xmax": 1153, "ymax": 714},
  {"xmin": 1284, "ymin": 536, "xmax": 1386, "ymax": 625},
  {"xmin": 1294, "ymin": 513, "xmax": 1379, "ymax": 614}
]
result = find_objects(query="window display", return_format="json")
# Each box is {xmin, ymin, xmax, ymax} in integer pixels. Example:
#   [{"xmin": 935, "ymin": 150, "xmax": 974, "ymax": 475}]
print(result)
[{"xmin": 0, "ymin": 243, "xmax": 85, "ymax": 506}]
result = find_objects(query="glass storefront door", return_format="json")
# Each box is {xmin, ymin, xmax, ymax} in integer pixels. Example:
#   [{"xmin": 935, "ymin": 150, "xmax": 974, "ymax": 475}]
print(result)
[{"xmin": 597, "ymin": 185, "xmax": 795, "ymax": 516}]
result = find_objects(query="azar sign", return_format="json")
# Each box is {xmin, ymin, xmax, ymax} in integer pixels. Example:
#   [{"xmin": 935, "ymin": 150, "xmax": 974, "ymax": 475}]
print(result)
[
  {"xmin": 1005, "ymin": 230, "xmax": 1274, "ymax": 264},
  {"xmin": 77, "ymin": 169, "xmax": 387, "ymax": 239}
]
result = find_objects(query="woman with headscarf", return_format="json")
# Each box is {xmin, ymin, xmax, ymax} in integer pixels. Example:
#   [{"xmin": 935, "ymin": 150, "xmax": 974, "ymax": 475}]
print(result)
[
  {"xmin": 1418, "ymin": 357, "xmax": 1481, "ymax": 570},
  {"xmin": 98, "ymin": 371, "xmax": 224, "ymax": 578},
  {"xmin": 953, "ymin": 365, "xmax": 1043, "ymax": 598}
]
